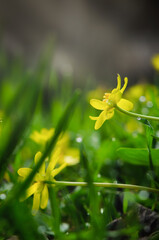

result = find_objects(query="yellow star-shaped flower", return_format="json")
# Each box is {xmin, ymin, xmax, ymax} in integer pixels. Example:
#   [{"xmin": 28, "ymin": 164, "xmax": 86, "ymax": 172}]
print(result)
[
  {"xmin": 89, "ymin": 74, "xmax": 133, "ymax": 130},
  {"xmin": 18, "ymin": 148, "xmax": 79, "ymax": 215}
]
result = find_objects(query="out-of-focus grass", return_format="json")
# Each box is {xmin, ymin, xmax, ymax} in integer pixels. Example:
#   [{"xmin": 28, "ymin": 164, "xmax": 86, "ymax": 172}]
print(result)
[{"xmin": 0, "ymin": 50, "xmax": 159, "ymax": 240}]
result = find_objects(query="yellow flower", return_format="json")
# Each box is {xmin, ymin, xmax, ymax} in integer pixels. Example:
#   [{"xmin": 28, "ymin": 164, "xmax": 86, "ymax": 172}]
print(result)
[
  {"xmin": 30, "ymin": 128, "xmax": 55, "ymax": 146},
  {"xmin": 58, "ymin": 148, "xmax": 79, "ymax": 166},
  {"xmin": 151, "ymin": 54, "xmax": 159, "ymax": 71},
  {"xmin": 30, "ymin": 128, "xmax": 80, "ymax": 165},
  {"xmin": 18, "ymin": 149, "xmax": 77, "ymax": 215},
  {"xmin": 89, "ymin": 74, "xmax": 133, "ymax": 130}
]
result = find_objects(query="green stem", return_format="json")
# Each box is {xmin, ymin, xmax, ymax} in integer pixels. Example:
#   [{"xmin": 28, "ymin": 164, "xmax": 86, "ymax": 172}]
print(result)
[
  {"xmin": 116, "ymin": 105, "xmax": 159, "ymax": 121},
  {"xmin": 45, "ymin": 180, "xmax": 159, "ymax": 194}
]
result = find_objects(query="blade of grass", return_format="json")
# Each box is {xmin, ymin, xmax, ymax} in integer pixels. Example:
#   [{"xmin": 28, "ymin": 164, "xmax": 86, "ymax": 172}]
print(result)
[
  {"xmin": 0, "ymin": 75, "xmax": 41, "ymax": 182},
  {"xmin": 80, "ymin": 145, "xmax": 105, "ymax": 239},
  {"xmin": 0, "ymin": 89, "xmax": 81, "ymax": 209},
  {"xmin": 49, "ymin": 186, "xmax": 61, "ymax": 238}
]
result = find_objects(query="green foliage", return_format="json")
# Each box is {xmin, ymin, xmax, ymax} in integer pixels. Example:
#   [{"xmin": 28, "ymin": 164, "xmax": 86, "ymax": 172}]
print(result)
[{"xmin": 1, "ymin": 52, "xmax": 159, "ymax": 239}]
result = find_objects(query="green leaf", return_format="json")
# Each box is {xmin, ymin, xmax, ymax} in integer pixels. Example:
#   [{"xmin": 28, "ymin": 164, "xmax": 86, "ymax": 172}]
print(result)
[{"xmin": 117, "ymin": 147, "xmax": 159, "ymax": 166}]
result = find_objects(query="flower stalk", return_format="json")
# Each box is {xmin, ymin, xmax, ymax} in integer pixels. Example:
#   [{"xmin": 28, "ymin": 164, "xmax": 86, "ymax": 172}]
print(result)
[
  {"xmin": 45, "ymin": 180, "xmax": 159, "ymax": 194},
  {"xmin": 116, "ymin": 105, "xmax": 159, "ymax": 121}
]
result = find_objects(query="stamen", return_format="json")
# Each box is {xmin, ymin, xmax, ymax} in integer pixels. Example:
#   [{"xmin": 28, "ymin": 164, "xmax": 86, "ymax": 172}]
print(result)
[
  {"xmin": 121, "ymin": 77, "xmax": 128, "ymax": 93},
  {"xmin": 103, "ymin": 93, "xmax": 110, "ymax": 99},
  {"xmin": 117, "ymin": 74, "xmax": 121, "ymax": 89}
]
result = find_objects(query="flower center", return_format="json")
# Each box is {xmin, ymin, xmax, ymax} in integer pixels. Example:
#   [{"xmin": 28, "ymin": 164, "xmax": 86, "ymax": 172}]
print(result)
[{"xmin": 106, "ymin": 99, "xmax": 115, "ymax": 108}]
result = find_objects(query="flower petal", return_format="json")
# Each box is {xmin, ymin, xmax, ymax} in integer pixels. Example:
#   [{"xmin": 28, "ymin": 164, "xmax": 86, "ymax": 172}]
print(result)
[
  {"xmin": 34, "ymin": 151, "xmax": 46, "ymax": 176},
  {"xmin": 106, "ymin": 110, "xmax": 114, "ymax": 120},
  {"xmin": 17, "ymin": 168, "xmax": 32, "ymax": 178},
  {"xmin": 95, "ymin": 109, "xmax": 114, "ymax": 130},
  {"xmin": 47, "ymin": 148, "xmax": 61, "ymax": 174},
  {"xmin": 63, "ymin": 148, "xmax": 80, "ymax": 166},
  {"xmin": 117, "ymin": 98, "xmax": 133, "ymax": 111},
  {"xmin": 32, "ymin": 192, "xmax": 40, "ymax": 215},
  {"xmin": 117, "ymin": 74, "xmax": 121, "ymax": 90},
  {"xmin": 34, "ymin": 151, "xmax": 42, "ymax": 165},
  {"xmin": 89, "ymin": 116, "xmax": 98, "ymax": 120},
  {"xmin": 51, "ymin": 163, "xmax": 67, "ymax": 177},
  {"xmin": 120, "ymin": 77, "xmax": 128, "ymax": 93},
  {"xmin": 40, "ymin": 184, "xmax": 49, "ymax": 209},
  {"xmin": 110, "ymin": 89, "xmax": 122, "ymax": 104},
  {"xmin": 21, "ymin": 183, "xmax": 39, "ymax": 201},
  {"xmin": 94, "ymin": 110, "xmax": 107, "ymax": 130},
  {"xmin": 90, "ymin": 99, "xmax": 107, "ymax": 110}
]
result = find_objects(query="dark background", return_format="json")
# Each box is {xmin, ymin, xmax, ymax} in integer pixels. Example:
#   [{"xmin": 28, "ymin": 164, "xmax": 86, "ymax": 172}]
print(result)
[{"xmin": 0, "ymin": 0, "xmax": 159, "ymax": 86}]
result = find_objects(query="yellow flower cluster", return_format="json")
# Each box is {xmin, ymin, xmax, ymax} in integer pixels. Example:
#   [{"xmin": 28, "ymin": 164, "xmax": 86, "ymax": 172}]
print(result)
[
  {"xmin": 90, "ymin": 74, "xmax": 133, "ymax": 130},
  {"xmin": 18, "ymin": 128, "xmax": 79, "ymax": 214}
]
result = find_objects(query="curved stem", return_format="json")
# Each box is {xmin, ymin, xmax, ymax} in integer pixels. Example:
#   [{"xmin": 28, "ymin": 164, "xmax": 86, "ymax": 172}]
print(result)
[
  {"xmin": 45, "ymin": 180, "xmax": 159, "ymax": 194},
  {"xmin": 116, "ymin": 105, "xmax": 159, "ymax": 121}
]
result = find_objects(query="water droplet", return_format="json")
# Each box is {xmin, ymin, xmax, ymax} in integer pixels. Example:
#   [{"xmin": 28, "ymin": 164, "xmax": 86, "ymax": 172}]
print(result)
[
  {"xmin": 85, "ymin": 222, "xmax": 90, "ymax": 228},
  {"xmin": 147, "ymin": 101, "xmax": 153, "ymax": 108},
  {"xmin": 137, "ymin": 117, "xmax": 141, "ymax": 121},
  {"xmin": 0, "ymin": 193, "xmax": 6, "ymax": 200},
  {"xmin": 100, "ymin": 208, "xmax": 104, "ymax": 214},
  {"xmin": 76, "ymin": 137, "xmax": 82, "ymax": 143},
  {"xmin": 60, "ymin": 223, "xmax": 69, "ymax": 232},
  {"xmin": 138, "ymin": 190, "xmax": 149, "ymax": 200},
  {"xmin": 142, "ymin": 108, "xmax": 149, "ymax": 115},
  {"xmin": 139, "ymin": 96, "xmax": 146, "ymax": 102}
]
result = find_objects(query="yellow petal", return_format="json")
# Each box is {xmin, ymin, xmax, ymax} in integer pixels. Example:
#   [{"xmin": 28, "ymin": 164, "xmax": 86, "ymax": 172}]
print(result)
[
  {"xmin": 95, "ymin": 110, "xmax": 107, "ymax": 130},
  {"xmin": 117, "ymin": 98, "xmax": 133, "ymax": 111},
  {"xmin": 32, "ymin": 192, "xmax": 40, "ymax": 215},
  {"xmin": 34, "ymin": 151, "xmax": 45, "ymax": 176},
  {"xmin": 105, "ymin": 110, "xmax": 114, "ymax": 120},
  {"xmin": 34, "ymin": 151, "xmax": 42, "ymax": 165},
  {"xmin": 117, "ymin": 74, "xmax": 121, "ymax": 89},
  {"xmin": 120, "ymin": 77, "xmax": 128, "ymax": 93},
  {"xmin": 95, "ymin": 109, "xmax": 114, "ymax": 130},
  {"xmin": 110, "ymin": 89, "xmax": 122, "ymax": 104},
  {"xmin": 30, "ymin": 128, "xmax": 54, "ymax": 145},
  {"xmin": 40, "ymin": 184, "xmax": 49, "ymax": 209},
  {"xmin": 21, "ymin": 183, "xmax": 39, "ymax": 201},
  {"xmin": 51, "ymin": 163, "xmax": 67, "ymax": 177},
  {"xmin": 90, "ymin": 99, "xmax": 107, "ymax": 110},
  {"xmin": 17, "ymin": 168, "xmax": 32, "ymax": 178},
  {"xmin": 89, "ymin": 116, "xmax": 98, "ymax": 120},
  {"xmin": 39, "ymin": 162, "xmax": 46, "ymax": 176},
  {"xmin": 64, "ymin": 156, "xmax": 79, "ymax": 165},
  {"xmin": 47, "ymin": 148, "xmax": 61, "ymax": 174}
]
